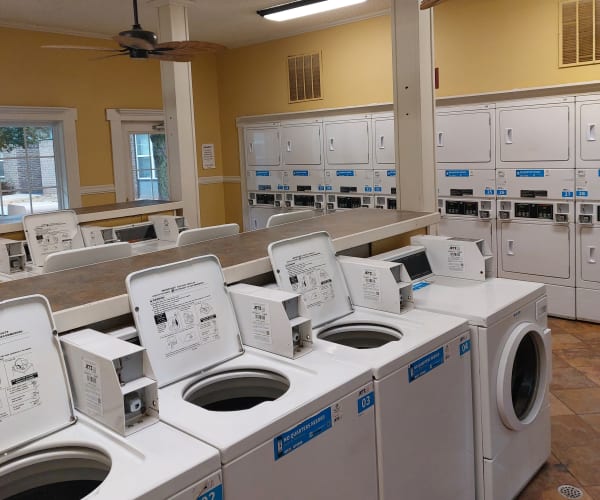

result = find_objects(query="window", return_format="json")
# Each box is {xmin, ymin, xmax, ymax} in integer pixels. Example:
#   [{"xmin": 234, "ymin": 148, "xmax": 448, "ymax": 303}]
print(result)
[
  {"xmin": 0, "ymin": 108, "xmax": 79, "ymax": 220},
  {"xmin": 128, "ymin": 131, "xmax": 169, "ymax": 200}
]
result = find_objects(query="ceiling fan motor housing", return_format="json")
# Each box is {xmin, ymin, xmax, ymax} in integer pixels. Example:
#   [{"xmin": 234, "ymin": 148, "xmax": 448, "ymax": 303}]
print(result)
[{"xmin": 118, "ymin": 29, "xmax": 158, "ymax": 47}]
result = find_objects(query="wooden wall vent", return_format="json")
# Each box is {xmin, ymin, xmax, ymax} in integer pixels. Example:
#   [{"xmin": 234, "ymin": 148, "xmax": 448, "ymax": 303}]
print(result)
[
  {"xmin": 560, "ymin": 0, "xmax": 600, "ymax": 66},
  {"xmin": 287, "ymin": 52, "xmax": 322, "ymax": 103}
]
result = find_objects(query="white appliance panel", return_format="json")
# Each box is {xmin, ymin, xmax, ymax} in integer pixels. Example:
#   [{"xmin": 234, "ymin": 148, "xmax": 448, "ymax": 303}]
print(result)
[
  {"xmin": 578, "ymin": 226, "xmax": 600, "ymax": 286},
  {"xmin": 575, "ymin": 169, "xmax": 600, "ymax": 200},
  {"xmin": 373, "ymin": 117, "xmax": 395, "ymax": 165},
  {"xmin": 579, "ymin": 102, "xmax": 600, "ymax": 161},
  {"xmin": 437, "ymin": 169, "xmax": 496, "ymax": 198},
  {"xmin": 286, "ymin": 169, "xmax": 325, "ymax": 192},
  {"xmin": 576, "ymin": 287, "xmax": 600, "ymax": 322},
  {"xmin": 324, "ymin": 120, "xmax": 370, "ymax": 167},
  {"xmin": 373, "ymin": 169, "xmax": 397, "ymax": 195},
  {"xmin": 281, "ymin": 123, "xmax": 322, "ymax": 166},
  {"xmin": 245, "ymin": 127, "xmax": 280, "ymax": 167},
  {"xmin": 496, "ymin": 169, "xmax": 575, "ymax": 200},
  {"xmin": 436, "ymin": 111, "xmax": 494, "ymax": 168}
]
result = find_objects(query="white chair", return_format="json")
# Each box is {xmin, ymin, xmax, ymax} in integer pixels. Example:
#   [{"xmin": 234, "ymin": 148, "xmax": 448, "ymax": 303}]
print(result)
[
  {"xmin": 266, "ymin": 210, "xmax": 316, "ymax": 228},
  {"xmin": 44, "ymin": 242, "xmax": 132, "ymax": 273},
  {"xmin": 176, "ymin": 223, "xmax": 240, "ymax": 247},
  {"xmin": 7, "ymin": 204, "xmax": 27, "ymax": 215}
]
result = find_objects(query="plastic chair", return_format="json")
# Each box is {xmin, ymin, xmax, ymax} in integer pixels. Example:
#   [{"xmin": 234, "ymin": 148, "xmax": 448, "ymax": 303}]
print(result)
[
  {"xmin": 44, "ymin": 242, "xmax": 132, "ymax": 273},
  {"xmin": 266, "ymin": 210, "xmax": 316, "ymax": 228},
  {"xmin": 7, "ymin": 204, "xmax": 27, "ymax": 215},
  {"xmin": 176, "ymin": 223, "xmax": 240, "ymax": 247}
]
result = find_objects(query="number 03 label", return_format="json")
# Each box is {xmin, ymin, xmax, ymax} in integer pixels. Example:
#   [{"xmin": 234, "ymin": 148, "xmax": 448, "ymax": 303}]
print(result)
[{"xmin": 357, "ymin": 391, "xmax": 375, "ymax": 414}]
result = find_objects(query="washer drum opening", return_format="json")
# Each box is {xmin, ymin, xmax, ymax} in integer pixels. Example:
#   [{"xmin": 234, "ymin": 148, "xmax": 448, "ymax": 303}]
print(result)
[
  {"xmin": 183, "ymin": 369, "xmax": 290, "ymax": 411},
  {"xmin": 317, "ymin": 323, "xmax": 402, "ymax": 349},
  {"xmin": 0, "ymin": 447, "xmax": 111, "ymax": 500}
]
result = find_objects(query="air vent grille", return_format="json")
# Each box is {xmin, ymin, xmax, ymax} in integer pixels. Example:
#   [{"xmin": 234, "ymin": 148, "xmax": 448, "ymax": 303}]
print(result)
[
  {"xmin": 288, "ymin": 52, "xmax": 322, "ymax": 103},
  {"xmin": 560, "ymin": 0, "xmax": 600, "ymax": 66}
]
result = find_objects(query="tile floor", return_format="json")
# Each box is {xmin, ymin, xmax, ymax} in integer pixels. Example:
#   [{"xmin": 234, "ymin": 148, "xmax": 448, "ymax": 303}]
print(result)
[{"xmin": 518, "ymin": 318, "xmax": 600, "ymax": 499}]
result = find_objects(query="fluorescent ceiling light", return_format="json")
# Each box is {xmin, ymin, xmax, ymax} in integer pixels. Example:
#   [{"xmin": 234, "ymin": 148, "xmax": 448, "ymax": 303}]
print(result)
[{"xmin": 257, "ymin": 0, "xmax": 367, "ymax": 22}]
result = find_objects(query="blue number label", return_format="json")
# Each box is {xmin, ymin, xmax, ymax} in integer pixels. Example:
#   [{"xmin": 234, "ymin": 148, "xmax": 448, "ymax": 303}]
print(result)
[
  {"xmin": 357, "ymin": 392, "xmax": 375, "ymax": 414},
  {"xmin": 198, "ymin": 484, "xmax": 223, "ymax": 500}
]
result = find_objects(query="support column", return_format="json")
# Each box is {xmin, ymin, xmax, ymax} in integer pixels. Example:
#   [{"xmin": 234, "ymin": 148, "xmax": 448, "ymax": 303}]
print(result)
[
  {"xmin": 391, "ymin": 0, "xmax": 436, "ymax": 213},
  {"xmin": 152, "ymin": 0, "xmax": 201, "ymax": 227}
]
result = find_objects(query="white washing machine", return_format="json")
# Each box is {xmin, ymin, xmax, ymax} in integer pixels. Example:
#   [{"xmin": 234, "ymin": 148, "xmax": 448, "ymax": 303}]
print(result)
[
  {"xmin": 126, "ymin": 256, "xmax": 379, "ymax": 500},
  {"xmin": 373, "ymin": 245, "xmax": 551, "ymax": 500},
  {"xmin": 267, "ymin": 232, "xmax": 476, "ymax": 500},
  {"xmin": 0, "ymin": 295, "xmax": 223, "ymax": 500}
]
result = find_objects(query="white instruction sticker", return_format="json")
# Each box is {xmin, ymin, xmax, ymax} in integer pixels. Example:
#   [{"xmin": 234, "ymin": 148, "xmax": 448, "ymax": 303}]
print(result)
[
  {"xmin": 33, "ymin": 222, "xmax": 76, "ymax": 257},
  {"xmin": 149, "ymin": 280, "xmax": 220, "ymax": 359},
  {"xmin": 447, "ymin": 244, "xmax": 464, "ymax": 272},
  {"xmin": 0, "ymin": 329, "xmax": 41, "ymax": 422},
  {"xmin": 82, "ymin": 358, "xmax": 103, "ymax": 418},
  {"xmin": 251, "ymin": 302, "xmax": 272, "ymax": 344},
  {"xmin": 285, "ymin": 251, "xmax": 335, "ymax": 310},
  {"xmin": 361, "ymin": 269, "xmax": 381, "ymax": 303}
]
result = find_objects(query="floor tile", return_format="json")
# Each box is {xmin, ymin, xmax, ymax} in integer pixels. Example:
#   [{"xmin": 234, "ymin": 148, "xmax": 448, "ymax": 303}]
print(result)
[
  {"xmin": 552, "ymin": 353, "xmax": 570, "ymax": 368},
  {"xmin": 578, "ymin": 366, "xmax": 600, "ymax": 387},
  {"xmin": 580, "ymin": 414, "xmax": 600, "ymax": 434},
  {"xmin": 585, "ymin": 485, "xmax": 600, "ymax": 499},
  {"xmin": 551, "ymin": 366, "xmax": 597, "ymax": 390},
  {"xmin": 552, "ymin": 333, "xmax": 584, "ymax": 350},
  {"xmin": 555, "ymin": 348, "xmax": 600, "ymax": 369},
  {"xmin": 517, "ymin": 458, "xmax": 591, "ymax": 499},
  {"xmin": 551, "ymin": 415, "xmax": 600, "ymax": 460},
  {"xmin": 561, "ymin": 439, "xmax": 600, "ymax": 486},
  {"xmin": 550, "ymin": 393, "xmax": 575, "ymax": 416},
  {"xmin": 553, "ymin": 388, "xmax": 600, "ymax": 414}
]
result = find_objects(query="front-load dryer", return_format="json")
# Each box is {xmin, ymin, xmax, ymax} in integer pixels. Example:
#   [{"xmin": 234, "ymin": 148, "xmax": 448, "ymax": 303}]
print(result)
[
  {"xmin": 374, "ymin": 246, "xmax": 551, "ymax": 500},
  {"xmin": 267, "ymin": 232, "xmax": 476, "ymax": 500},
  {"xmin": 126, "ymin": 255, "xmax": 379, "ymax": 500},
  {"xmin": 0, "ymin": 295, "xmax": 223, "ymax": 500}
]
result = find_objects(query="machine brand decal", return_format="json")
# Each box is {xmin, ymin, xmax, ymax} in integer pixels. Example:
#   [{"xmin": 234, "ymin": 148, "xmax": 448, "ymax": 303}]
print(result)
[
  {"xmin": 412, "ymin": 281, "xmax": 430, "ymax": 291},
  {"xmin": 197, "ymin": 484, "xmax": 223, "ymax": 500},
  {"xmin": 459, "ymin": 339, "xmax": 471, "ymax": 357},
  {"xmin": 484, "ymin": 188, "xmax": 495, "ymax": 195},
  {"xmin": 387, "ymin": 170, "xmax": 396, "ymax": 177},
  {"xmin": 516, "ymin": 170, "xmax": 545, "ymax": 177},
  {"xmin": 374, "ymin": 186, "xmax": 383, "ymax": 192},
  {"xmin": 82, "ymin": 358, "xmax": 103, "ymax": 417},
  {"xmin": 293, "ymin": 170, "xmax": 309, "ymax": 176},
  {"xmin": 445, "ymin": 170, "xmax": 470, "ymax": 177},
  {"xmin": 336, "ymin": 170, "xmax": 355, "ymax": 176},
  {"xmin": 576, "ymin": 190, "xmax": 589, "ymax": 197},
  {"xmin": 497, "ymin": 189, "xmax": 507, "ymax": 196},
  {"xmin": 357, "ymin": 391, "xmax": 375, "ymax": 414},
  {"xmin": 250, "ymin": 301, "xmax": 272, "ymax": 345},
  {"xmin": 408, "ymin": 347, "xmax": 445, "ymax": 383},
  {"xmin": 273, "ymin": 407, "xmax": 333, "ymax": 460},
  {"xmin": 255, "ymin": 171, "xmax": 270, "ymax": 177},
  {"xmin": 562, "ymin": 191, "xmax": 574, "ymax": 198}
]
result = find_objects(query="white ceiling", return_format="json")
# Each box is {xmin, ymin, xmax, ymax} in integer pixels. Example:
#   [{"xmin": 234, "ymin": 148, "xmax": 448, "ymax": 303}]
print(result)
[{"xmin": 0, "ymin": 0, "xmax": 391, "ymax": 48}]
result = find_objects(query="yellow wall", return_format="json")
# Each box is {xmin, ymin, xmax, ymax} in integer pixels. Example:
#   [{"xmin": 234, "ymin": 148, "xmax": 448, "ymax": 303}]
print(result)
[{"xmin": 434, "ymin": 0, "xmax": 600, "ymax": 96}]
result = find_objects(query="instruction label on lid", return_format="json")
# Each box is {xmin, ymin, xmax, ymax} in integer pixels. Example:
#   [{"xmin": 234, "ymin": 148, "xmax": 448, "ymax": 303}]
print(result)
[
  {"xmin": 285, "ymin": 251, "xmax": 335, "ymax": 310},
  {"xmin": 32, "ymin": 222, "xmax": 75, "ymax": 257},
  {"xmin": 149, "ymin": 281, "xmax": 220, "ymax": 359},
  {"xmin": 0, "ymin": 329, "xmax": 41, "ymax": 422}
]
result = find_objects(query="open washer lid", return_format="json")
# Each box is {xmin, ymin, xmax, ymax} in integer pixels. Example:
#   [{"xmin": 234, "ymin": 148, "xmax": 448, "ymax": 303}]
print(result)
[
  {"xmin": 22, "ymin": 210, "xmax": 84, "ymax": 267},
  {"xmin": 268, "ymin": 231, "xmax": 353, "ymax": 328},
  {"xmin": 126, "ymin": 255, "xmax": 244, "ymax": 388},
  {"xmin": 0, "ymin": 295, "xmax": 75, "ymax": 455}
]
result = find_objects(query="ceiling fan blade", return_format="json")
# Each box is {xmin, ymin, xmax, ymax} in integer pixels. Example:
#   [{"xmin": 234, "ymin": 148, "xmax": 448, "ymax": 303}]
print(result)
[
  {"xmin": 154, "ymin": 40, "xmax": 225, "ymax": 53},
  {"xmin": 148, "ymin": 52, "xmax": 193, "ymax": 62},
  {"xmin": 420, "ymin": 0, "xmax": 449, "ymax": 9},
  {"xmin": 42, "ymin": 45, "xmax": 121, "ymax": 52},
  {"xmin": 113, "ymin": 34, "xmax": 154, "ymax": 51}
]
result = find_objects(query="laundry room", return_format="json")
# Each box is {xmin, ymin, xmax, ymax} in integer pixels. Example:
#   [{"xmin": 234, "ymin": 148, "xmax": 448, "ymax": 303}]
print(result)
[{"xmin": 0, "ymin": 0, "xmax": 599, "ymax": 499}]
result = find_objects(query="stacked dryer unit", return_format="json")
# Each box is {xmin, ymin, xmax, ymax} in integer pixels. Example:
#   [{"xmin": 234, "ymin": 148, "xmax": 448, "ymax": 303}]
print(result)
[
  {"xmin": 435, "ymin": 104, "xmax": 498, "ymax": 275},
  {"xmin": 323, "ymin": 114, "xmax": 375, "ymax": 211},
  {"xmin": 495, "ymin": 96, "xmax": 576, "ymax": 318},
  {"xmin": 372, "ymin": 113, "xmax": 398, "ymax": 210},
  {"xmin": 575, "ymin": 94, "xmax": 600, "ymax": 322}
]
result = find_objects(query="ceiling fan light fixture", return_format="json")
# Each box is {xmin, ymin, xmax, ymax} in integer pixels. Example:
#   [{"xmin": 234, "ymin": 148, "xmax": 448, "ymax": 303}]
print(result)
[{"xmin": 257, "ymin": 0, "xmax": 367, "ymax": 22}]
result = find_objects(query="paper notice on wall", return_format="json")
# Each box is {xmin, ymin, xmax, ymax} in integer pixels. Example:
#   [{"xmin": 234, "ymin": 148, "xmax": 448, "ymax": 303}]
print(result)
[
  {"xmin": 149, "ymin": 280, "xmax": 220, "ymax": 360},
  {"xmin": 285, "ymin": 251, "xmax": 335, "ymax": 310},
  {"xmin": 250, "ymin": 302, "xmax": 272, "ymax": 344},
  {"xmin": 202, "ymin": 144, "xmax": 216, "ymax": 169},
  {"xmin": 448, "ymin": 244, "xmax": 464, "ymax": 272},
  {"xmin": 361, "ymin": 269, "xmax": 380, "ymax": 303},
  {"xmin": 0, "ymin": 329, "xmax": 41, "ymax": 422}
]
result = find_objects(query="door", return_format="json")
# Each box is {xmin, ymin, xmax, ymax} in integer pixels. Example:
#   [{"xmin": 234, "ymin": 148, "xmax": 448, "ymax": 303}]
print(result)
[
  {"xmin": 579, "ymin": 102, "xmax": 600, "ymax": 161},
  {"xmin": 324, "ymin": 120, "xmax": 370, "ymax": 166},
  {"xmin": 281, "ymin": 124, "xmax": 322, "ymax": 166},
  {"xmin": 579, "ymin": 226, "xmax": 600, "ymax": 284},
  {"xmin": 245, "ymin": 127, "xmax": 280, "ymax": 167},
  {"xmin": 436, "ymin": 111, "xmax": 493, "ymax": 167},
  {"xmin": 500, "ymin": 222, "xmax": 571, "ymax": 278},
  {"xmin": 374, "ymin": 118, "xmax": 395, "ymax": 165}
]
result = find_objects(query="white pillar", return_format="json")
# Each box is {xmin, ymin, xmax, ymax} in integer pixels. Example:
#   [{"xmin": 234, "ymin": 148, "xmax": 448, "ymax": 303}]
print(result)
[
  {"xmin": 391, "ymin": 0, "xmax": 436, "ymax": 213},
  {"xmin": 152, "ymin": 0, "xmax": 201, "ymax": 227}
]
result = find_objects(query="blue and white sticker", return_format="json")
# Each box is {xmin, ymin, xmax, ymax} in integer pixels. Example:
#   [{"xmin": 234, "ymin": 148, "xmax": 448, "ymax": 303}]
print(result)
[
  {"xmin": 326, "ymin": 185, "xmax": 333, "ymax": 191},
  {"xmin": 484, "ymin": 188, "xmax": 495, "ymax": 196},
  {"xmin": 445, "ymin": 170, "xmax": 470, "ymax": 177},
  {"xmin": 497, "ymin": 189, "xmax": 508, "ymax": 196},
  {"xmin": 409, "ymin": 347, "xmax": 444, "ymax": 383},
  {"xmin": 258, "ymin": 185, "xmax": 271, "ymax": 191},
  {"xmin": 336, "ymin": 170, "xmax": 355, "ymax": 176},
  {"xmin": 273, "ymin": 407, "xmax": 332, "ymax": 460},
  {"xmin": 460, "ymin": 339, "xmax": 471, "ymax": 357},
  {"xmin": 412, "ymin": 281, "xmax": 430, "ymax": 291},
  {"xmin": 387, "ymin": 170, "xmax": 396, "ymax": 177},
  {"xmin": 255, "ymin": 170, "xmax": 270, "ymax": 177},
  {"xmin": 577, "ymin": 190, "xmax": 589, "ymax": 197},
  {"xmin": 365, "ymin": 186, "xmax": 373, "ymax": 192},
  {"xmin": 318, "ymin": 185, "xmax": 325, "ymax": 191},
  {"xmin": 516, "ymin": 169, "xmax": 545, "ymax": 177},
  {"xmin": 197, "ymin": 484, "xmax": 223, "ymax": 500},
  {"xmin": 562, "ymin": 191, "xmax": 574, "ymax": 198},
  {"xmin": 375, "ymin": 186, "xmax": 383, "ymax": 192},
  {"xmin": 357, "ymin": 391, "xmax": 375, "ymax": 414},
  {"xmin": 283, "ymin": 186, "xmax": 290, "ymax": 191},
  {"xmin": 293, "ymin": 170, "xmax": 309, "ymax": 176}
]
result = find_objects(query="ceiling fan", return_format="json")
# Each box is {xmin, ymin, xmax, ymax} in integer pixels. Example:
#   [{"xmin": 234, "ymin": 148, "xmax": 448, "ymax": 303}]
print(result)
[{"xmin": 43, "ymin": 0, "xmax": 224, "ymax": 61}]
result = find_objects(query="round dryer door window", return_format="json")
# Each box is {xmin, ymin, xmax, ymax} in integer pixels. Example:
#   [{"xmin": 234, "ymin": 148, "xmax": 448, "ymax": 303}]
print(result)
[{"xmin": 496, "ymin": 322, "xmax": 550, "ymax": 431}]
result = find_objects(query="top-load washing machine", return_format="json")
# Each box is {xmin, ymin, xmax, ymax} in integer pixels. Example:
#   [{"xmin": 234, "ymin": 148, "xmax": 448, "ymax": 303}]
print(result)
[
  {"xmin": 263, "ymin": 232, "xmax": 476, "ymax": 500},
  {"xmin": 125, "ymin": 255, "xmax": 379, "ymax": 500},
  {"xmin": 0, "ymin": 295, "xmax": 223, "ymax": 500},
  {"xmin": 373, "ymin": 239, "xmax": 551, "ymax": 500}
]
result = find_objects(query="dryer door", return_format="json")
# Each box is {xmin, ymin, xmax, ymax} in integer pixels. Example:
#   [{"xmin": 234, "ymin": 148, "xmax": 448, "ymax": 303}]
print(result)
[{"xmin": 496, "ymin": 323, "xmax": 551, "ymax": 431}]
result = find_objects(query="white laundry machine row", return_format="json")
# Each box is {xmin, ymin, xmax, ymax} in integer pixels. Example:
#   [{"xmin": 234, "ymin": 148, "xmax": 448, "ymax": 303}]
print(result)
[
  {"xmin": 126, "ymin": 256, "xmax": 380, "ymax": 500},
  {"xmin": 436, "ymin": 168, "xmax": 497, "ymax": 276},
  {"xmin": 0, "ymin": 295, "xmax": 224, "ymax": 500},
  {"xmin": 372, "ymin": 240, "xmax": 551, "ymax": 500},
  {"xmin": 495, "ymin": 168, "xmax": 576, "ymax": 318},
  {"xmin": 263, "ymin": 232, "xmax": 476, "ymax": 500}
]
